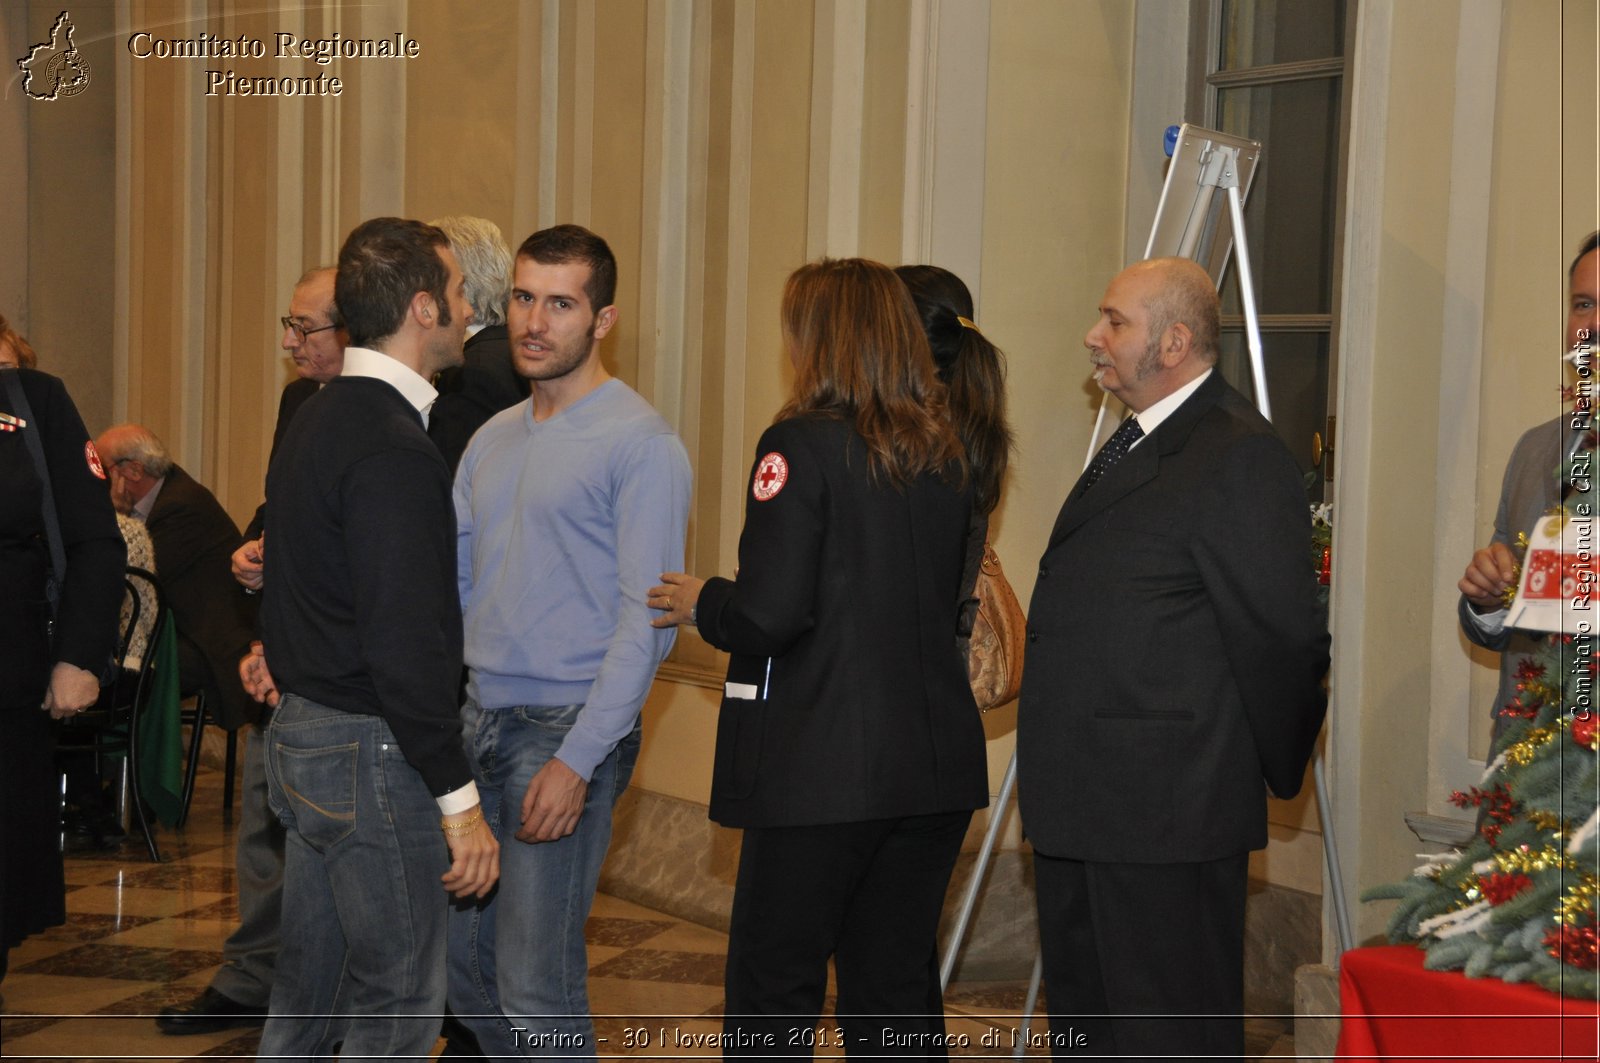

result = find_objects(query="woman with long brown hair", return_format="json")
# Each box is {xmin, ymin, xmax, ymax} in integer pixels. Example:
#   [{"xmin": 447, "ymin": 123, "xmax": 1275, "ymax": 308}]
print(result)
[{"xmin": 651, "ymin": 258, "xmax": 986, "ymax": 1057}]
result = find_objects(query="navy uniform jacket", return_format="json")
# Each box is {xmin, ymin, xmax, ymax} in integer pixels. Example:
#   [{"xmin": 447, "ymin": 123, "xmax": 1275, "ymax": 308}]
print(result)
[
  {"xmin": 696, "ymin": 415, "xmax": 988, "ymax": 829},
  {"xmin": 1018, "ymin": 372, "xmax": 1329, "ymax": 863},
  {"xmin": 0, "ymin": 369, "xmax": 125, "ymax": 710}
]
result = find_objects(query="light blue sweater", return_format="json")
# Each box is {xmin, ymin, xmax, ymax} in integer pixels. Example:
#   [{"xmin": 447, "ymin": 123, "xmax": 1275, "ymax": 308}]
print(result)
[{"xmin": 455, "ymin": 379, "xmax": 692, "ymax": 780}]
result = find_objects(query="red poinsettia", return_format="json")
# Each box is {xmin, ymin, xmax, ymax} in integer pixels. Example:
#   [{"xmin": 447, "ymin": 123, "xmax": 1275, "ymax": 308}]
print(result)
[
  {"xmin": 1450, "ymin": 784, "xmax": 1517, "ymax": 846},
  {"xmin": 1543, "ymin": 922, "xmax": 1600, "ymax": 970},
  {"xmin": 1479, "ymin": 872, "xmax": 1534, "ymax": 905}
]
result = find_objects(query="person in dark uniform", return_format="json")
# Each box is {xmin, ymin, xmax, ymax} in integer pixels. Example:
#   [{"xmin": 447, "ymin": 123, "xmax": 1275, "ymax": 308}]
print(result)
[
  {"xmin": 650, "ymin": 258, "xmax": 986, "ymax": 1057},
  {"xmin": 0, "ymin": 366, "xmax": 125, "ymax": 982}
]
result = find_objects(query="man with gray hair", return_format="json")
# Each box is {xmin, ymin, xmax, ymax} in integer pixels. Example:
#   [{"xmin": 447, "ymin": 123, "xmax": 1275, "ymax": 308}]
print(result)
[
  {"xmin": 94, "ymin": 424, "xmax": 258, "ymax": 735},
  {"xmin": 427, "ymin": 215, "xmax": 529, "ymax": 471}
]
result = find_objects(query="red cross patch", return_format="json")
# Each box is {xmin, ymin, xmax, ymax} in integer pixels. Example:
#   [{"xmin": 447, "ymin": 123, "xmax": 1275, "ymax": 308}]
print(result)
[
  {"xmin": 752, "ymin": 452, "xmax": 788, "ymax": 501},
  {"xmin": 85, "ymin": 440, "xmax": 106, "ymax": 480}
]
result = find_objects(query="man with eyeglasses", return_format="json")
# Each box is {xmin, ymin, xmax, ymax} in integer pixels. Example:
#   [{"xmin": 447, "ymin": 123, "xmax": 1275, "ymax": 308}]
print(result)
[
  {"xmin": 234, "ymin": 266, "xmax": 348, "ymax": 577},
  {"xmin": 157, "ymin": 267, "xmax": 348, "ymax": 1036}
]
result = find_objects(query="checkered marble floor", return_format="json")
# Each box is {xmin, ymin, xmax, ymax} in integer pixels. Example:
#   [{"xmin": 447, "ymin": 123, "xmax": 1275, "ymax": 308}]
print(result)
[{"xmin": 2, "ymin": 766, "xmax": 1294, "ymax": 1060}]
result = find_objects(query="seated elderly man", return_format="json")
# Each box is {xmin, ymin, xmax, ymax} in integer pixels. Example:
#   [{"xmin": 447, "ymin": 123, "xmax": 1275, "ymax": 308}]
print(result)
[{"xmin": 94, "ymin": 424, "xmax": 259, "ymax": 735}]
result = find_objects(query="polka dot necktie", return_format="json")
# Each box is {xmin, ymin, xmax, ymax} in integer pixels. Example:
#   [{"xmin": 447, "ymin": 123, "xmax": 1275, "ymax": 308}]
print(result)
[{"xmin": 1077, "ymin": 416, "xmax": 1145, "ymax": 497}]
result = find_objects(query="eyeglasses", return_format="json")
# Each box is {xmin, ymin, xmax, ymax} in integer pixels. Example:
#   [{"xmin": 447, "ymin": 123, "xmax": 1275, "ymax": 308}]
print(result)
[{"xmin": 281, "ymin": 317, "xmax": 339, "ymax": 342}]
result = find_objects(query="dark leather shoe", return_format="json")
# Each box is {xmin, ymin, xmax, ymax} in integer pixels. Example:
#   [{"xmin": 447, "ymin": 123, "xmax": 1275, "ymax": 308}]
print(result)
[{"xmin": 156, "ymin": 986, "xmax": 267, "ymax": 1035}]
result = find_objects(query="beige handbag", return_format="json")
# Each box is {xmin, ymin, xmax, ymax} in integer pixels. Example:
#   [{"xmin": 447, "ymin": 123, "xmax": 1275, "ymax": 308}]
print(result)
[{"xmin": 966, "ymin": 541, "xmax": 1026, "ymax": 710}]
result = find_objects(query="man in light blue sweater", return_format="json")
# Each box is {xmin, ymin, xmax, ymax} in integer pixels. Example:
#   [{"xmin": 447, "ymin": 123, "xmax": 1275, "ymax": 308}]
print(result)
[{"xmin": 448, "ymin": 224, "xmax": 692, "ymax": 1060}]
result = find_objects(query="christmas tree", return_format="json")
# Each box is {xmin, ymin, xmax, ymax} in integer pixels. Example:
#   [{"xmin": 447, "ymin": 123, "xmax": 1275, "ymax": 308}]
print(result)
[{"xmin": 1366, "ymin": 632, "xmax": 1600, "ymax": 997}]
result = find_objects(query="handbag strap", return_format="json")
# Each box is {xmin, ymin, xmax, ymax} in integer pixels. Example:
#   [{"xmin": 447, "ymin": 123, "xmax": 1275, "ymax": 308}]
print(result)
[{"xmin": 2, "ymin": 370, "xmax": 69, "ymax": 618}]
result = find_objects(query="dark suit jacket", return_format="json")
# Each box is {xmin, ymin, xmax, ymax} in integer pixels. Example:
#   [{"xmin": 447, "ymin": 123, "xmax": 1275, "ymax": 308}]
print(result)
[
  {"xmin": 243, "ymin": 376, "xmax": 318, "ymax": 542},
  {"xmin": 146, "ymin": 465, "xmax": 260, "ymax": 728},
  {"xmin": 427, "ymin": 325, "xmax": 526, "ymax": 473},
  {"xmin": 695, "ymin": 416, "xmax": 988, "ymax": 829},
  {"xmin": 1017, "ymin": 372, "xmax": 1329, "ymax": 863}
]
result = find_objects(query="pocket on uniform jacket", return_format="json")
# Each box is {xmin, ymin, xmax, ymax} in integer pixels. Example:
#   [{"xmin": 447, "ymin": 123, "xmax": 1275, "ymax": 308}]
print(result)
[
  {"xmin": 275, "ymin": 741, "xmax": 360, "ymax": 850},
  {"xmin": 712, "ymin": 702, "xmax": 764, "ymax": 801},
  {"xmin": 1092, "ymin": 709, "xmax": 1196, "ymax": 720}
]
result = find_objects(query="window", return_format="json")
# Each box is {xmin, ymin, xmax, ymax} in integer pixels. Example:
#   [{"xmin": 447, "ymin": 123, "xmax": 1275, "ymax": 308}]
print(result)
[{"xmin": 1191, "ymin": 0, "xmax": 1353, "ymax": 501}]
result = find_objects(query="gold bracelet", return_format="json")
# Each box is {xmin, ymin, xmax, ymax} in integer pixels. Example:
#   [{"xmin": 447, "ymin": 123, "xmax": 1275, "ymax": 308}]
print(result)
[{"xmin": 440, "ymin": 811, "xmax": 482, "ymax": 836}]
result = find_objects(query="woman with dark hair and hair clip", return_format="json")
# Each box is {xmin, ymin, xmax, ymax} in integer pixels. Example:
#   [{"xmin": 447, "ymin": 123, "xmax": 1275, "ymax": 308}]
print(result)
[
  {"xmin": 894, "ymin": 265, "xmax": 1014, "ymax": 645},
  {"xmin": 651, "ymin": 258, "xmax": 987, "ymax": 1057}
]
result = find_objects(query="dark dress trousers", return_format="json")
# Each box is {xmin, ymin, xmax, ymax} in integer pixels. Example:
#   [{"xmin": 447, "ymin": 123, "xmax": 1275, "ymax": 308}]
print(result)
[
  {"xmin": 427, "ymin": 325, "xmax": 526, "ymax": 473},
  {"xmin": 1017, "ymin": 371, "xmax": 1329, "ymax": 1058},
  {"xmin": 146, "ymin": 464, "xmax": 260, "ymax": 729},
  {"xmin": 182, "ymin": 376, "xmax": 314, "ymax": 1010}
]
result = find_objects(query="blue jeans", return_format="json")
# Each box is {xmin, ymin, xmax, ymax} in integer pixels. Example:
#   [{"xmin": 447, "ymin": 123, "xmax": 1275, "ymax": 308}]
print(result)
[
  {"xmin": 259, "ymin": 694, "xmax": 451, "ymax": 1062},
  {"xmin": 447, "ymin": 700, "xmax": 641, "ymax": 1061}
]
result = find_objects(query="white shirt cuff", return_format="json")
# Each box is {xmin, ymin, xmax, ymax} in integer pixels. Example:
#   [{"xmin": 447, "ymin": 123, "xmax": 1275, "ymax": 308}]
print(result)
[
  {"xmin": 1464, "ymin": 603, "xmax": 1508, "ymax": 638},
  {"xmin": 435, "ymin": 781, "xmax": 480, "ymax": 816}
]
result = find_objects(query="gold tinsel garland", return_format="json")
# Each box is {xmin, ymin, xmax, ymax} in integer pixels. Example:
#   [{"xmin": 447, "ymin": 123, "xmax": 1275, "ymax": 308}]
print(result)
[
  {"xmin": 1558, "ymin": 872, "xmax": 1599, "ymax": 925},
  {"xmin": 1491, "ymin": 844, "xmax": 1570, "ymax": 875},
  {"xmin": 1504, "ymin": 726, "xmax": 1556, "ymax": 766}
]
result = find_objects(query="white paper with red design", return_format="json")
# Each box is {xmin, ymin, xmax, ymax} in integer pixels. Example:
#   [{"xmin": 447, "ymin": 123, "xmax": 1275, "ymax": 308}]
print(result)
[{"xmin": 1506, "ymin": 511, "xmax": 1598, "ymax": 633}]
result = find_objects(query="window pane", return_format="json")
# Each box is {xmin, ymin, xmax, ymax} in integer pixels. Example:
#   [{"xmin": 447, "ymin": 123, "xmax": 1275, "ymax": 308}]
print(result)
[
  {"xmin": 1216, "ymin": 78, "xmax": 1341, "ymax": 316},
  {"xmin": 1217, "ymin": 330, "xmax": 1330, "ymax": 501},
  {"xmin": 1220, "ymin": 0, "xmax": 1346, "ymax": 69}
]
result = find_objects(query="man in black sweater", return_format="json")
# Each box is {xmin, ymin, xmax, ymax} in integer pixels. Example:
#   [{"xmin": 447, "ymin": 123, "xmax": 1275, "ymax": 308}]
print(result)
[
  {"xmin": 250, "ymin": 217, "xmax": 498, "ymax": 1059},
  {"xmin": 159, "ymin": 267, "xmax": 348, "ymax": 1036}
]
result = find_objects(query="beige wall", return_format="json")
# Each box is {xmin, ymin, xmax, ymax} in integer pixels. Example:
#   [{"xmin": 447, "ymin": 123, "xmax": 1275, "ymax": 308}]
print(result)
[{"xmin": 13, "ymin": 0, "xmax": 118, "ymax": 431}]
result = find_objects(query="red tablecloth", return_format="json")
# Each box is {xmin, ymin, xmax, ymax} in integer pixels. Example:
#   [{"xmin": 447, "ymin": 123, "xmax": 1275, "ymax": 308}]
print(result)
[{"xmin": 1336, "ymin": 945, "xmax": 1598, "ymax": 1061}]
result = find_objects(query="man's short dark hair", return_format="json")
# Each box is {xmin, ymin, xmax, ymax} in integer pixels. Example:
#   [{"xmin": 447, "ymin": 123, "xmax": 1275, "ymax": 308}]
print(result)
[
  {"xmin": 516, "ymin": 224, "xmax": 617, "ymax": 311},
  {"xmin": 1573, "ymin": 231, "xmax": 1600, "ymax": 281},
  {"xmin": 335, "ymin": 218, "xmax": 452, "ymax": 347}
]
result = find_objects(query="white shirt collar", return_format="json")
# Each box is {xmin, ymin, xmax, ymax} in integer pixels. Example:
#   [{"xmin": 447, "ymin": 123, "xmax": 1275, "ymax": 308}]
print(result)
[
  {"xmin": 340, "ymin": 346, "xmax": 439, "ymax": 425},
  {"xmin": 1131, "ymin": 368, "xmax": 1213, "ymax": 445},
  {"xmin": 132, "ymin": 476, "xmax": 164, "ymax": 522}
]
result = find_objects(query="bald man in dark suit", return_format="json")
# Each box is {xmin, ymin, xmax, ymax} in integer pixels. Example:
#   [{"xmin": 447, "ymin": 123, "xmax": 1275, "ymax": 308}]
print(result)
[{"xmin": 1018, "ymin": 258, "xmax": 1329, "ymax": 1059}]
